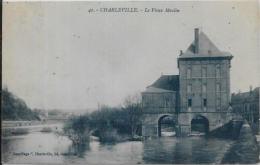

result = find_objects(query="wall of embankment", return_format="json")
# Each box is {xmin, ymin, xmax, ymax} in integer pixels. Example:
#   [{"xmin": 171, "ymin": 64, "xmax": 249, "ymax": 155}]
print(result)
[{"xmin": 220, "ymin": 121, "xmax": 259, "ymax": 164}]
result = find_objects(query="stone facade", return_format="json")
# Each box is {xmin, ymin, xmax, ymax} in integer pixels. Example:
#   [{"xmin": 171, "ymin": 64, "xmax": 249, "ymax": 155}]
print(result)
[
  {"xmin": 142, "ymin": 28, "xmax": 234, "ymax": 137},
  {"xmin": 178, "ymin": 59, "xmax": 231, "ymax": 113},
  {"xmin": 178, "ymin": 56, "xmax": 233, "ymax": 134},
  {"xmin": 141, "ymin": 76, "xmax": 179, "ymax": 137}
]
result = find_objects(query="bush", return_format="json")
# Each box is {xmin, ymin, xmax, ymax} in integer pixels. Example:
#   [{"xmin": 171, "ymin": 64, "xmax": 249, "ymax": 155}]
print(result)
[
  {"xmin": 63, "ymin": 115, "xmax": 91, "ymax": 145},
  {"xmin": 62, "ymin": 94, "xmax": 142, "ymax": 143}
]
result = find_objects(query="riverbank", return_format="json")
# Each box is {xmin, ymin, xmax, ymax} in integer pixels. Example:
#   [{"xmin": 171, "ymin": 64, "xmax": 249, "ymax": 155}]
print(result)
[{"xmin": 221, "ymin": 123, "xmax": 259, "ymax": 164}]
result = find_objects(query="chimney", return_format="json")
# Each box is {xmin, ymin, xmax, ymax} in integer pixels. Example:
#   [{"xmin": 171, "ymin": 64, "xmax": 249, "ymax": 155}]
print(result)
[
  {"xmin": 180, "ymin": 50, "xmax": 183, "ymax": 56},
  {"xmin": 194, "ymin": 28, "xmax": 199, "ymax": 54}
]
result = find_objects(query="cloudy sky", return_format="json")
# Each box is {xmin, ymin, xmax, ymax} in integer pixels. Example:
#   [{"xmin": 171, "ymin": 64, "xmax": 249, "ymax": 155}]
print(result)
[{"xmin": 3, "ymin": 1, "xmax": 259, "ymax": 111}]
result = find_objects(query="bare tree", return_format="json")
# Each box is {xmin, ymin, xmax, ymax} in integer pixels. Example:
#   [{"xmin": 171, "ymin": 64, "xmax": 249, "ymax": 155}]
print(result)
[{"xmin": 123, "ymin": 93, "xmax": 142, "ymax": 138}]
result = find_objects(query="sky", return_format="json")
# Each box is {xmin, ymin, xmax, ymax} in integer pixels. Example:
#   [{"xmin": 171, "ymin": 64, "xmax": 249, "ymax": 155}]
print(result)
[{"xmin": 3, "ymin": 1, "xmax": 260, "ymax": 111}]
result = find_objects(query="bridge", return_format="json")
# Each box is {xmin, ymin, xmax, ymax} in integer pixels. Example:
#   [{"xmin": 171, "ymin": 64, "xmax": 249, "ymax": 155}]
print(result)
[
  {"xmin": 2, "ymin": 120, "xmax": 64, "ymax": 136},
  {"xmin": 142, "ymin": 111, "xmax": 244, "ymax": 138}
]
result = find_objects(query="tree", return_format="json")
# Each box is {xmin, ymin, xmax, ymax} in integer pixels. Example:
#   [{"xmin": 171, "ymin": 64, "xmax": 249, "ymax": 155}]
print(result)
[
  {"xmin": 2, "ymin": 87, "xmax": 39, "ymax": 121},
  {"xmin": 123, "ymin": 93, "xmax": 142, "ymax": 138}
]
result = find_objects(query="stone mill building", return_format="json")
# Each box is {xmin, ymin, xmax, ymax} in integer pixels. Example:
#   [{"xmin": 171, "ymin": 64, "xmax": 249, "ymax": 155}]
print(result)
[{"xmin": 142, "ymin": 28, "xmax": 234, "ymax": 137}]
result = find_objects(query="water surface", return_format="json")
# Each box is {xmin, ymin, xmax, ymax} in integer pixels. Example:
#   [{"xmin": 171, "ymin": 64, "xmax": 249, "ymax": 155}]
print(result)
[{"xmin": 2, "ymin": 131, "xmax": 240, "ymax": 164}]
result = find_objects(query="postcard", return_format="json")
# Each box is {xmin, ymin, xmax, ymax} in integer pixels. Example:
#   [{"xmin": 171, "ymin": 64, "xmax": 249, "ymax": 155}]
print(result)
[{"xmin": 2, "ymin": 1, "xmax": 260, "ymax": 164}]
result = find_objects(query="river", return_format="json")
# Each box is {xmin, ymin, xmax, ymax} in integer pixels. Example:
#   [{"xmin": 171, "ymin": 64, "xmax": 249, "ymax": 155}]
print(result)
[{"xmin": 2, "ymin": 130, "xmax": 249, "ymax": 164}]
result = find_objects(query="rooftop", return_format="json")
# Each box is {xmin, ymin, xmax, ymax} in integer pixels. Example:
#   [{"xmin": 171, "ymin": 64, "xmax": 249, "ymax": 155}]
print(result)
[
  {"xmin": 231, "ymin": 87, "xmax": 260, "ymax": 102},
  {"xmin": 179, "ymin": 29, "xmax": 233, "ymax": 60},
  {"xmin": 142, "ymin": 86, "xmax": 175, "ymax": 93},
  {"xmin": 143, "ymin": 75, "xmax": 179, "ymax": 93}
]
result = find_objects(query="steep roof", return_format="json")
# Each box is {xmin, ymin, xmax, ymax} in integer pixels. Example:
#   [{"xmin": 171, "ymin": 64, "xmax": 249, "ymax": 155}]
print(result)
[
  {"xmin": 143, "ymin": 86, "xmax": 175, "ymax": 93},
  {"xmin": 179, "ymin": 31, "xmax": 233, "ymax": 59},
  {"xmin": 144, "ymin": 75, "xmax": 179, "ymax": 93}
]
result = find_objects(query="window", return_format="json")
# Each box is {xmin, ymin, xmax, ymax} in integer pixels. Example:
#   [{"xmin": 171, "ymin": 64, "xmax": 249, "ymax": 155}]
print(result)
[
  {"xmin": 188, "ymin": 99, "xmax": 192, "ymax": 107},
  {"xmin": 203, "ymin": 99, "xmax": 207, "ymax": 107},
  {"xmin": 187, "ymin": 84, "xmax": 192, "ymax": 93},
  {"xmin": 216, "ymin": 98, "xmax": 220, "ymax": 108},
  {"xmin": 187, "ymin": 68, "xmax": 191, "ymax": 79},
  {"xmin": 202, "ymin": 67, "xmax": 207, "ymax": 77},
  {"xmin": 165, "ymin": 98, "xmax": 170, "ymax": 107},
  {"xmin": 244, "ymin": 104, "xmax": 247, "ymax": 111},
  {"xmin": 216, "ymin": 65, "xmax": 220, "ymax": 78},
  {"xmin": 202, "ymin": 84, "xmax": 207, "ymax": 93},
  {"xmin": 216, "ymin": 83, "xmax": 220, "ymax": 92}
]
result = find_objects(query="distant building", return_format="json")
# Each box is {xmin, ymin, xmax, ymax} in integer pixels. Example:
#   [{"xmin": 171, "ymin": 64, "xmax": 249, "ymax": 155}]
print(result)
[
  {"xmin": 142, "ymin": 28, "xmax": 235, "ymax": 137},
  {"xmin": 231, "ymin": 87, "xmax": 260, "ymax": 134}
]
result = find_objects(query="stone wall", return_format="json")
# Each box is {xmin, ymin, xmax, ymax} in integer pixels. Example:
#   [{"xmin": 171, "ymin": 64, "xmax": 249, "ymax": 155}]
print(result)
[
  {"xmin": 142, "ymin": 92, "xmax": 177, "ymax": 114},
  {"xmin": 178, "ymin": 59, "xmax": 231, "ymax": 113},
  {"xmin": 221, "ymin": 122, "xmax": 259, "ymax": 164},
  {"xmin": 142, "ymin": 91, "xmax": 178, "ymax": 137},
  {"xmin": 178, "ymin": 112, "xmax": 233, "ymax": 136},
  {"xmin": 142, "ymin": 114, "xmax": 178, "ymax": 137}
]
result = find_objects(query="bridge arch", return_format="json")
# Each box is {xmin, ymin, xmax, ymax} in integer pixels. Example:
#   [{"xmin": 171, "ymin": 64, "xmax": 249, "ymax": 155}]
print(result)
[
  {"xmin": 157, "ymin": 114, "xmax": 177, "ymax": 137},
  {"xmin": 191, "ymin": 114, "xmax": 209, "ymax": 134}
]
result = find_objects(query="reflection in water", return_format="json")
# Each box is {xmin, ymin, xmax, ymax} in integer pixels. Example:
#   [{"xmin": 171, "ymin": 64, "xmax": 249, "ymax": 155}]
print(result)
[
  {"xmin": 143, "ymin": 137, "xmax": 234, "ymax": 164},
  {"xmin": 2, "ymin": 132, "xmax": 72, "ymax": 164},
  {"xmin": 2, "ymin": 132, "xmax": 143, "ymax": 164},
  {"xmin": 67, "ymin": 143, "xmax": 90, "ymax": 158},
  {"xmin": 2, "ymin": 131, "xmax": 259, "ymax": 164}
]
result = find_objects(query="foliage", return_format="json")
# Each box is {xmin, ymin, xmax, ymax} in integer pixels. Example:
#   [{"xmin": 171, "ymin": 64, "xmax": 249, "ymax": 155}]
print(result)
[
  {"xmin": 2, "ymin": 87, "xmax": 40, "ymax": 121},
  {"xmin": 63, "ymin": 115, "xmax": 91, "ymax": 145},
  {"xmin": 63, "ymin": 94, "xmax": 142, "ymax": 143}
]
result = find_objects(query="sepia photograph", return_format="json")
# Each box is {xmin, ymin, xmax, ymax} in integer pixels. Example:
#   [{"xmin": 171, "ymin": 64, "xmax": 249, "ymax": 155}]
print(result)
[{"xmin": 2, "ymin": 1, "xmax": 260, "ymax": 164}]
